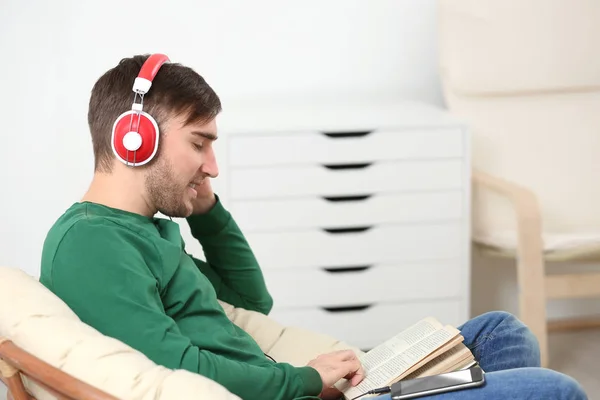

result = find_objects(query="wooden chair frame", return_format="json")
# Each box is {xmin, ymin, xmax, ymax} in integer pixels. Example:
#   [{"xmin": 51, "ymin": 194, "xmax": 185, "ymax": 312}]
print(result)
[
  {"xmin": 0, "ymin": 337, "xmax": 118, "ymax": 400},
  {"xmin": 473, "ymin": 169, "xmax": 600, "ymax": 367}
]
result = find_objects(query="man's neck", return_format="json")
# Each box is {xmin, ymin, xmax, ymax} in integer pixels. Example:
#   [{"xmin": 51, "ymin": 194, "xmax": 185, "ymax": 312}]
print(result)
[{"xmin": 81, "ymin": 172, "xmax": 156, "ymax": 218}]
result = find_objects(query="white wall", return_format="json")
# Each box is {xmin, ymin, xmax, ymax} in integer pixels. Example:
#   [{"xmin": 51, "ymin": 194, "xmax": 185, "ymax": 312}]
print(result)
[
  {"xmin": 0, "ymin": 0, "xmax": 594, "ymax": 323},
  {"xmin": 0, "ymin": 0, "xmax": 443, "ymax": 277}
]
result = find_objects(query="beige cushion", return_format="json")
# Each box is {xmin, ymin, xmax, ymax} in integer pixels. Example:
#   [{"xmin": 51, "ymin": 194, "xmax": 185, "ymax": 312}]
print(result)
[
  {"xmin": 0, "ymin": 266, "xmax": 361, "ymax": 399},
  {"xmin": 0, "ymin": 266, "xmax": 240, "ymax": 400},
  {"xmin": 219, "ymin": 300, "xmax": 363, "ymax": 367},
  {"xmin": 438, "ymin": 0, "xmax": 600, "ymax": 252}
]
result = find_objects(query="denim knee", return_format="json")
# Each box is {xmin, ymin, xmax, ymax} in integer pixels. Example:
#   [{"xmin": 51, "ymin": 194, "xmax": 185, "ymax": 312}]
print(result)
[
  {"xmin": 482, "ymin": 311, "xmax": 540, "ymax": 348},
  {"xmin": 535, "ymin": 369, "xmax": 588, "ymax": 400},
  {"xmin": 479, "ymin": 311, "xmax": 522, "ymax": 329}
]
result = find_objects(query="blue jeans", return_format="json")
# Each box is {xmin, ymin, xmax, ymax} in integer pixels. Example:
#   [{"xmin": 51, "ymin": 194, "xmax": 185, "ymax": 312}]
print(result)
[{"xmin": 371, "ymin": 311, "xmax": 587, "ymax": 400}]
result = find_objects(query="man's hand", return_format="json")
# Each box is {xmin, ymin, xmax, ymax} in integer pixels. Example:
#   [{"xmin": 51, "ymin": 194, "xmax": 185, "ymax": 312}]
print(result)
[
  {"xmin": 191, "ymin": 178, "xmax": 217, "ymax": 215},
  {"xmin": 307, "ymin": 350, "xmax": 365, "ymax": 399}
]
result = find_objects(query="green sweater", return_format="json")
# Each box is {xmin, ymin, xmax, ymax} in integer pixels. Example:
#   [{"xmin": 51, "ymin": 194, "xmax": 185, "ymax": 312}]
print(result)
[{"xmin": 39, "ymin": 198, "xmax": 322, "ymax": 399}]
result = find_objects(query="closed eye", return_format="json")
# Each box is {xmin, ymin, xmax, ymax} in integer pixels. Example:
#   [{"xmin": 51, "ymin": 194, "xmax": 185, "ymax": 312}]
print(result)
[{"xmin": 193, "ymin": 143, "xmax": 204, "ymax": 151}]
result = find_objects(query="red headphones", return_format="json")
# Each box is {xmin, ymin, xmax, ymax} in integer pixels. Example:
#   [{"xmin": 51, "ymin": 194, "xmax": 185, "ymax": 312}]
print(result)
[{"xmin": 111, "ymin": 53, "xmax": 170, "ymax": 166}]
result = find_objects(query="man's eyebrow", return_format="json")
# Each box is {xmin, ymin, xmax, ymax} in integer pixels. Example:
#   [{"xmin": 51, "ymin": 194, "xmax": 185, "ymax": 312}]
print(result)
[{"xmin": 190, "ymin": 131, "xmax": 218, "ymax": 141}]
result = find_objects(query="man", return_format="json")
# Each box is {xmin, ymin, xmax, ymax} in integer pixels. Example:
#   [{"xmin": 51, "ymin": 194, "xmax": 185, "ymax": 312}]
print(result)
[{"xmin": 40, "ymin": 54, "xmax": 586, "ymax": 400}]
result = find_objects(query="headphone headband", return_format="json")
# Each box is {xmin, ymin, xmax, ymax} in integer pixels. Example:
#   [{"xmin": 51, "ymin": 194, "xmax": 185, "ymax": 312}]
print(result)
[
  {"xmin": 111, "ymin": 53, "xmax": 170, "ymax": 167},
  {"xmin": 133, "ymin": 53, "xmax": 170, "ymax": 95}
]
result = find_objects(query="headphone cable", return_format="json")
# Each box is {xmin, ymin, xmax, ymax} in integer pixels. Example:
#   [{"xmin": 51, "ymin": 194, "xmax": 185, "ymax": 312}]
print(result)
[{"xmin": 349, "ymin": 386, "xmax": 391, "ymax": 400}]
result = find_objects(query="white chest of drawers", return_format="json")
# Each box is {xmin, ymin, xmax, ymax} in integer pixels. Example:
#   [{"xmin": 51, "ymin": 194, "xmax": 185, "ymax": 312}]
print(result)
[{"xmin": 215, "ymin": 100, "xmax": 471, "ymax": 350}]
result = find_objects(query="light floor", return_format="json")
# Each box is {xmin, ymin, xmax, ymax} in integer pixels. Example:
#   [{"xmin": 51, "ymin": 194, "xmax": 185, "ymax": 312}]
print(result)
[
  {"xmin": 0, "ymin": 329, "xmax": 598, "ymax": 400},
  {"xmin": 548, "ymin": 328, "xmax": 600, "ymax": 400}
]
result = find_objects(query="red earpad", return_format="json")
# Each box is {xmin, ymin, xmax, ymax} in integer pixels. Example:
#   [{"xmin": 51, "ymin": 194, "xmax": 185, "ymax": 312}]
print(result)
[{"xmin": 111, "ymin": 110, "xmax": 159, "ymax": 166}]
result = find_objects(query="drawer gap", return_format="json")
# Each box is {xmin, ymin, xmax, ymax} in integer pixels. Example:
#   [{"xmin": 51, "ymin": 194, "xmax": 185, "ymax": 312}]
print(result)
[
  {"xmin": 322, "ymin": 130, "xmax": 374, "ymax": 138},
  {"xmin": 322, "ymin": 226, "xmax": 372, "ymax": 234},
  {"xmin": 321, "ymin": 194, "xmax": 372, "ymax": 202},
  {"xmin": 322, "ymin": 304, "xmax": 373, "ymax": 313},
  {"xmin": 322, "ymin": 162, "xmax": 373, "ymax": 170},
  {"xmin": 322, "ymin": 265, "xmax": 372, "ymax": 273}
]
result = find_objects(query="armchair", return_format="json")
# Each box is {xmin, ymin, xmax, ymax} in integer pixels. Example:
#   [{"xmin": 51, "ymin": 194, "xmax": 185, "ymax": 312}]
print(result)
[
  {"xmin": 0, "ymin": 266, "xmax": 360, "ymax": 399},
  {"xmin": 438, "ymin": 0, "xmax": 600, "ymax": 367}
]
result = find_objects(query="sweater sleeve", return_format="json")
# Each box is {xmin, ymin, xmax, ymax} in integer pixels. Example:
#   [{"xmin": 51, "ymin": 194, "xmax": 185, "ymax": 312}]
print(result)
[
  {"xmin": 49, "ymin": 220, "xmax": 322, "ymax": 400},
  {"xmin": 185, "ymin": 195, "xmax": 273, "ymax": 314}
]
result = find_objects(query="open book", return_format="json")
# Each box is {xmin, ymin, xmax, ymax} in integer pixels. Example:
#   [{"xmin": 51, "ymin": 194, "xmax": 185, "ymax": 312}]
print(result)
[{"xmin": 337, "ymin": 317, "xmax": 476, "ymax": 400}]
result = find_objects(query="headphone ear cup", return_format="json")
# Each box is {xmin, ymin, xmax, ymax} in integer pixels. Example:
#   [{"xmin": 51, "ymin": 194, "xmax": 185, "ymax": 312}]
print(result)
[{"xmin": 111, "ymin": 110, "xmax": 160, "ymax": 166}]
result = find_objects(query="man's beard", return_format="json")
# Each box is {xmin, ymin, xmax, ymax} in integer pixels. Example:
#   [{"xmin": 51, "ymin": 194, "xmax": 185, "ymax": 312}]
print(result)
[{"xmin": 144, "ymin": 156, "xmax": 192, "ymax": 218}]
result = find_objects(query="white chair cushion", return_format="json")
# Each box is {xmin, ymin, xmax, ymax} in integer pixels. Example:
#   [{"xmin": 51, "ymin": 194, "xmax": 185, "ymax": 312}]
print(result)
[
  {"xmin": 0, "ymin": 266, "xmax": 240, "ymax": 400},
  {"xmin": 476, "ymin": 231, "xmax": 600, "ymax": 254}
]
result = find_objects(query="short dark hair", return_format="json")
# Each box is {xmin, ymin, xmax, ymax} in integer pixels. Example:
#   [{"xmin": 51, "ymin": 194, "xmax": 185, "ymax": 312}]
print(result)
[{"xmin": 87, "ymin": 54, "xmax": 222, "ymax": 172}]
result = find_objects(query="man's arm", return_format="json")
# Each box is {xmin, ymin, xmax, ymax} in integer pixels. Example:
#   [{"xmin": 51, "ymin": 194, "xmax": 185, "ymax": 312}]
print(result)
[
  {"xmin": 186, "ymin": 195, "xmax": 273, "ymax": 314},
  {"xmin": 46, "ymin": 221, "xmax": 320, "ymax": 400}
]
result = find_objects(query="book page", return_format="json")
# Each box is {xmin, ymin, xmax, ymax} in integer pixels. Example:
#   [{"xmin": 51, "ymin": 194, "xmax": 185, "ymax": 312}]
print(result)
[
  {"xmin": 393, "ymin": 334, "xmax": 463, "ymax": 381},
  {"xmin": 358, "ymin": 317, "xmax": 443, "ymax": 372},
  {"xmin": 343, "ymin": 325, "xmax": 459, "ymax": 399},
  {"xmin": 403, "ymin": 343, "xmax": 473, "ymax": 380}
]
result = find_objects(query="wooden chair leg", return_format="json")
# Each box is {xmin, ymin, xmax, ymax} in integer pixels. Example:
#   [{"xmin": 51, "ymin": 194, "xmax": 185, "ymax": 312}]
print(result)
[
  {"xmin": 5, "ymin": 376, "xmax": 31, "ymax": 400},
  {"xmin": 515, "ymin": 213, "xmax": 549, "ymax": 368},
  {"xmin": 1, "ymin": 362, "xmax": 34, "ymax": 400},
  {"xmin": 0, "ymin": 358, "xmax": 31, "ymax": 400},
  {"xmin": 517, "ymin": 258, "xmax": 549, "ymax": 368}
]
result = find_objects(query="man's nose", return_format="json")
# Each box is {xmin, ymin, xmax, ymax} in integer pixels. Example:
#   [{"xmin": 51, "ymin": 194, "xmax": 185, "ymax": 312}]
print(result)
[{"xmin": 201, "ymin": 148, "xmax": 219, "ymax": 178}]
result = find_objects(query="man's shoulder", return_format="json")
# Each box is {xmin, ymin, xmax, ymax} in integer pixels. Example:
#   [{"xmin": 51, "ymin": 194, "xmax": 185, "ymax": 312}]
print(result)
[
  {"xmin": 44, "ymin": 202, "xmax": 155, "ymax": 249},
  {"xmin": 40, "ymin": 203, "xmax": 159, "ymax": 287}
]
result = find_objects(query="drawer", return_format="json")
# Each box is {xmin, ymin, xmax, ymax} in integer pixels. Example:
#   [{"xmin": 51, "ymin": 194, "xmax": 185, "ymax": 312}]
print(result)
[
  {"xmin": 230, "ymin": 191, "xmax": 463, "ymax": 232},
  {"xmin": 230, "ymin": 160, "xmax": 464, "ymax": 200},
  {"xmin": 229, "ymin": 128, "xmax": 464, "ymax": 167},
  {"xmin": 246, "ymin": 223, "xmax": 464, "ymax": 269},
  {"xmin": 263, "ymin": 262, "xmax": 465, "ymax": 308},
  {"xmin": 268, "ymin": 300, "xmax": 467, "ymax": 350}
]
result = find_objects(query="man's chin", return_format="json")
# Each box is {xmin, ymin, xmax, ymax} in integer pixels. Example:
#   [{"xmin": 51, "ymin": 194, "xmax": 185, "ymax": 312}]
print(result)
[{"xmin": 159, "ymin": 203, "xmax": 193, "ymax": 219}]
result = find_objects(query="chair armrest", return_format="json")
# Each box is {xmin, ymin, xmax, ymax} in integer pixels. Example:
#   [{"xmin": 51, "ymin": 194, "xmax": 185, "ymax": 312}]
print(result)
[
  {"xmin": 472, "ymin": 169, "xmax": 541, "ymax": 224},
  {"xmin": 471, "ymin": 169, "xmax": 548, "ymax": 366},
  {"xmin": 471, "ymin": 168, "xmax": 544, "ymax": 260}
]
